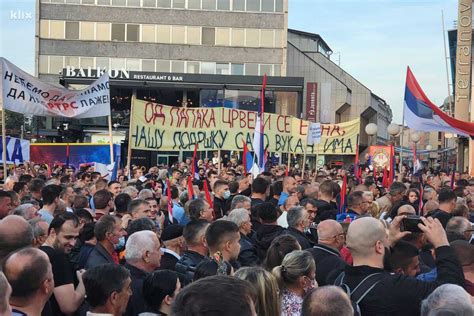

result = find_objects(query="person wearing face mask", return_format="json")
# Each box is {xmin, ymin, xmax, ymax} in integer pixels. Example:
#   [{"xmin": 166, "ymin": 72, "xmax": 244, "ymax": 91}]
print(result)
[
  {"xmin": 272, "ymin": 250, "xmax": 317, "ymax": 316},
  {"xmin": 85, "ymin": 215, "xmax": 127, "ymax": 269},
  {"xmin": 213, "ymin": 180, "xmax": 230, "ymax": 219}
]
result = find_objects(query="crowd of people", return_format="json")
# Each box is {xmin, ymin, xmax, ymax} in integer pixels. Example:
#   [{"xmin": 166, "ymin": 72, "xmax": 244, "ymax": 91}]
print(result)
[{"xmin": 0, "ymin": 158, "xmax": 473, "ymax": 316}]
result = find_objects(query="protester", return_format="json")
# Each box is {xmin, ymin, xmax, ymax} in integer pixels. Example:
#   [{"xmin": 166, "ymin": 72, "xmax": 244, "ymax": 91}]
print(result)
[
  {"xmin": 235, "ymin": 267, "xmax": 281, "ymax": 316},
  {"xmin": 11, "ymin": 203, "xmax": 37, "ymax": 220},
  {"xmin": 0, "ymin": 215, "xmax": 34, "ymax": 262},
  {"xmin": 273, "ymin": 250, "xmax": 316, "ymax": 316},
  {"xmin": 0, "ymin": 271, "xmax": 12, "ymax": 316},
  {"xmin": 420, "ymin": 284, "xmax": 473, "ymax": 316},
  {"xmin": 286, "ymin": 206, "xmax": 314, "ymax": 249},
  {"xmin": 450, "ymin": 240, "xmax": 474, "ymax": 295},
  {"xmin": 142, "ymin": 270, "xmax": 181, "ymax": 316},
  {"xmin": 82, "ymin": 263, "xmax": 132, "ymax": 316},
  {"xmin": 40, "ymin": 213, "xmax": 85, "ymax": 316},
  {"xmin": 29, "ymin": 217, "xmax": 49, "ymax": 248},
  {"xmin": 205, "ymin": 220, "xmax": 241, "ymax": 267},
  {"xmin": 376, "ymin": 182, "xmax": 406, "ymax": 217},
  {"xmin": 37, "ymin": 184, "xmax": 62, "ymax": 224},
  {"xmin": 427, "ymin": 188, "xmax": 457, "ymax": 228},
  {"xmin": 188, "ymin": 198, "xmax": 213, "ymax": 222},
  {"xmin": 386, "ymin": 240, "xmax": 421, "ymax": 277},
  {"xmin": 160, "ymin": 224, "xmax": 185, "ymax": 270},
  {"xmin": 226, "ymin": 208, "xmax": 260, "ymax": 267},
  {"xmin": 263, "ymin": 234, "xmax": 301, "ymax": 271},
  {"xmin": 301, "ymin": 286, "xmax": 353, "ymax": 316},
  {"xmin": 171, "ymin": 275, "xmax": 257, "ymax": 316},
  {"xmin": 3, "ymin": 247, "xmax": 54, "ymax": 316},
  {"xmin": 253, "ymin": 202, "xmax": 287, "ymax": 259}
]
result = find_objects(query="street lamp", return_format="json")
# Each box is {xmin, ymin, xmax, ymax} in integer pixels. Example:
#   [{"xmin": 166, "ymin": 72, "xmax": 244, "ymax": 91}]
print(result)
[
  {"xmin": 365, "ymin": 123, "xmax": 378, "ymax": 146},
  {"xmin": 410, "ymin": 132, "xmax": 421, "ymax": 144}
]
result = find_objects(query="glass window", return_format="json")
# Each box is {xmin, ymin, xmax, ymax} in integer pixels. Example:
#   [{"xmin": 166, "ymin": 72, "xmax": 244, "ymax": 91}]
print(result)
[
  {"xmin": 50, "ymin": 20, "xmax": 65, "ymax": 39},
  {"xmin": 200, "ymin": 89, "xmax": 224, "ymax": 107},
  {"xmin": 188, "ymin": 0, "xmax": 200, "ymax": 9},
  {"xmin": 273, "ymin": 64, "xmax": 281, "ymax": 76},
  {"xmin": 171, "ymin": 60, "xmax": 185, "ymax": 73},
  {"xmin": 111, "ymin": 23, "xmax": 126, "ymax": 41},
  {"xmin": 156, "ymin": 60, "xmax": 170, "ymax": 72},
  {"xmin": 142, "ymin": 59, "xmax": 155, "ymax": 71},
  {"xmin": 97, "ymin": 0, "xmax": 110, "ymax": 5},
  {"xmin": 50, "ymin": 0, "xmax": 63, "ymax": 2},
  {"xmin": 245, "ymin": 29, "xmax": 259, "ymax": 47},
  {"xmin": 261, "ymin": 0, "xmax": 274, "ymax": 12},
  {"xmin": 127, "ymin": 24, "xmax": 140, "ymax": 41},
  {"xmin": 157, "ymin": 0, "xmax": 171, "ymax": 7},
  {"xmin": 49, "ymin": 56, "xmax": 64, "ymax": 74},
  {"xmin": 171, "ymin": 26, "xmax": 185, "ymax": 44},
  {"xmin": 66, "ymin": 0, "xmax": 80, "ymax": 4},
  {"xmin": 156, "ymin": 25, "xmax": 171, "ymax": 43},
  {"xmin": 39, "ymin": 55, "xmax": 49, "ymax": 74},
  {"xmin": 224, "ymin": 90, "xmax": 259, "ymax": 111},
  {"xmin": 274, "ymin": 29, "xmax": 282, "ymax": 47},
  {"xmin": 142, "ymin": 25, "xmax": 155, "ymax": 42},
  {"xmin": 187, "ymin": 26, "xmax": 201, "ymax": 45},
  {"xmin": 172, "ymin": 0, "xmax": 185, "ymax": 8},
  {"xmin": 81, "ymin": 0, "xmax": 94, "ymax": 3},
  {"xmin": 187, "ymin": 61, "xmax": 200, "ymax": 73},
  {"xmin": 112, "ymin": 0, "xmax": 126, "ymax": 5},
  {"xmin": 96, "ymin": 23, "xmax": 110, "ymax": 41},
  {"xmin": 127, "ymin": 0, "xmax": 140, "ymax": 6},
  {"xmin": 202, "ymin": 0, "xmax": 216, "ymax": 10},
  {"xmin": 233, "ymin": 0, "xmax": 244, "ymax": 10},
  {"xmin": 40, "ymin": 0, "xmax": 50, "ymax": 3},
  {"xmin": 40, "ymin": 20, "xmax": 49, "ymax": 38},
  {"xmin": 202, "ymin": 27, "xmax": 215, "ymax": 45},
  {"xmin": 96, "ymin": 57, "xmax": 109, "ymax": 69},
  {"xmin": 65, "ymin": 56, "xmax": 79, "ymax": 68},
  {"xmin": 81, "ymin": 22, "xmax": 95, "ymax": 40},
  {"xmin": 231, "ymin": 28, "xmax": 244, "ymax": 46},
  {"xmin": 217, "ymin": 0, "xmax": 229, "ymax": 10},
  {"xmin": 143, "ymin": 0, "xmax": 156, "ymax": 6},
  {"xmin": 246, "ymin": 0, "xmax": 259, "ymax": 11},
  {"xmin": 216, "ymin": 63, "xmax": 229, "ymax": 75},
  {"xmin": 80, "ymin": 57, "xmax": 94, "ymax": 68},
  {"xmin": 260, "ymin": 29, "xmax": 273, "ymax": 47},
  {"xmin": 65, "ymin": 22, "xmax": 79, "ymax": 40},
  {"xmin": 215, "ymin": 28, "xmax": 229, "ymax": 46},
  {"xmin": 245, "ymin": 63, "xmax": 258, "ymax": 75},
  {"xmin": 201, "ymin": 62, "xmax": 216, "ymax": 74},
  {"xmin": 275, "ymin": 0, "xmax": 283, "ymax": 12},
  {"xmin": 259, "ymin": 64, "xmax": 272, "ymax": 76},
  {"xmin": 231, "ymin": 63, "xmax": 244, "ymax": 75},
  {"xmin": 111, "ymin": 58, "xmax": 126, "ymax": 69},
  {"xmin": 126, "ymin": 59, "xmax": 140, "ymax": 70}
]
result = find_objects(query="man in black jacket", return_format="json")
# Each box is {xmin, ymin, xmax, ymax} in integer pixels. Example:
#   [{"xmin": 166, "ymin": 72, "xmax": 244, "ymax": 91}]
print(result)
[
  {"xmin": 330, "ymin": 216, "xmax": 464, "ymax": 316},
  {"xmin": 427, "ymin": 188, "xmax": 456, "ymax": 229},
  {"xmin": 286, "ymin": 206, "xmax": 314, "ymax": 249},
  {"xmin": 160, "ymin": 224, "xmax": 185, "ymax": 270},
  {"xmin": 227, "ymin": 208, "xmax": 260, "ymax": 267},
  {"xmin": 314, "ymin": 180, "xmax": 338, "ymax": 223},
  {"xmin": 253, "ymin": 202, "xmax": 286, "ymax": 260},
  {"xmin": 307, "ymin": 219, "xmax": 347, "ymax": 286}
]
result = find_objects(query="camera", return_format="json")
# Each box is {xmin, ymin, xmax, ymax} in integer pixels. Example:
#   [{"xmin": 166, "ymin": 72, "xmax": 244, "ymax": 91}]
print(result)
[{"xmin": 400, "ymin": 215, "xmax": 423, "ymax": 233}]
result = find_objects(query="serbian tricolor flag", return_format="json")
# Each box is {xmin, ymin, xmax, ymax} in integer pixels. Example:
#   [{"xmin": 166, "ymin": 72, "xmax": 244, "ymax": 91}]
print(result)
[
  {"xmin": 404, "ymin": 67, "xmax": 474, "ymax": 137},
  {"xmin": 191, "ymin": 143, "xmax": 199, "ymax": 181},
  {"xmin": 339, "ymin": 175, "xmax": 347, "ymax": 213},
  {"xmin": 166, "ymin": 179, "xmax": 173, "ymax": 223},
  {"xmin": 242, "ymin": 140, "xmax": 253, "ymax": 173},
  {"xmin": 252, "ymin": 74, "xmax": 267, "ymax": 174}
]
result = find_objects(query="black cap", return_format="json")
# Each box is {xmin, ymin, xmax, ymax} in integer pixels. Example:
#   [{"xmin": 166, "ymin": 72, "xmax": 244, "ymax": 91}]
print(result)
[{"xmin": 161, "ymin": 224, "xmax": 184, "ymax": 241}]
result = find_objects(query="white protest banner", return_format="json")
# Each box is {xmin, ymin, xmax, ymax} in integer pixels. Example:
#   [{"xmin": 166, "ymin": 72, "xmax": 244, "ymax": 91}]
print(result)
[
  {"xmin": 0, "ymin": 137, "xmax": 29, "ymax": 164},
  {"xmin": 307, "ymin": 122, "xmax": 322, "ymax": 145},
  {"xmin": 0, "ymin": 58, "xmax": 110, "ymax": 118}
]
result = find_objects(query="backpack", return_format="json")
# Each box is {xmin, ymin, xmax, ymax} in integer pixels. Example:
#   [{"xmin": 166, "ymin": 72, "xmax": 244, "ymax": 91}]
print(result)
[{"xmin": 334, "ymin": 272, "xmax": 384, "ymax": 316}]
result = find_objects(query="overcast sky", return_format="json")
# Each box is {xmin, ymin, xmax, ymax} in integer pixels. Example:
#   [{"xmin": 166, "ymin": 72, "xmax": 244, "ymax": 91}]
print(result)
[{"xmin": 1, "ymin": 0, "xmax": 459, "ymax": 123}]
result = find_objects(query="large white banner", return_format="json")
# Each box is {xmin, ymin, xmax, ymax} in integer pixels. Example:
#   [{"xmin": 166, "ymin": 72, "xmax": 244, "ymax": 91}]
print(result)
[
  {"xmin": 0, "ymin": 137, "xmax": 29, "ymax": 164},
  {"xmin": 0, "ymin": 58, "xmax": 111, "ymax": 118}
]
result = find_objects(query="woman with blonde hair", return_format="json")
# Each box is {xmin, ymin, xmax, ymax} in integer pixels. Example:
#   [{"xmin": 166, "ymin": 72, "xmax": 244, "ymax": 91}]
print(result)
[
  {"xmin": 235, "ymin": 267, "xmax": 280, "ymax": 316},
  {"xmin": 272, "ymin": 250, "xmax": 317, "ymax": 316}
]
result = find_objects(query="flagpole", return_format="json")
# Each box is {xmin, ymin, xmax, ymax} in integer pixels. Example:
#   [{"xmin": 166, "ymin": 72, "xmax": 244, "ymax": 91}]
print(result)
[
  {"xmin": 400, "ymin": 105, "xmax": 405, "ymax": 170},
  {"xmin": 217, "ymin": 149, "xmax": 221, "ymax": 176},
  {"xmin": 1, "ymin": 109, "xmax": 6, "ymax": 181},
  {"xmin": 107, "ymin": 114, "xmax": 114, "ymax": 165},
  {"xmin": 126, "ymin": 90, "xmax": 136, "ymax": 179},
  {"xmin": 302, "ymin": 144, "xmax": 307, "ymax": 179}
]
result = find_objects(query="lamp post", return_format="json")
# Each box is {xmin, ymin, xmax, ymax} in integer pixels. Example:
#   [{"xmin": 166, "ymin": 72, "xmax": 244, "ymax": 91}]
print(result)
[
  {"xmin": 410, "ymin": 132, "xmax": 420, "ymax": 172},
  {"xmin": 387, "ymin": 123, "xmax": 401, "ymax": 171},
  {"xmin": 365, "ymin": 123, "xmax": 378, "ymax": 145}
]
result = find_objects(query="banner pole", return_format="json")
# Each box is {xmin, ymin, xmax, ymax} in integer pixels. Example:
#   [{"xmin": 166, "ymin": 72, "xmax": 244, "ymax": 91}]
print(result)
[
  {"xmin": 287, "ymin": 152, "xmax": 291, "ymax": 173},
  {"xmin": 107, "ymin": 114, "xmax": 114, "ymax": 165},
  {"xmin": 126, "ymin": 90, "xmax": 136, "ymax": 179},
  {"xmin": 1, "ymin": 109, "xmax": 6, "ymax": 181},
  {"xmin": 302, "ymin": 145, "xmax": 307, "ymax": 179},
  {"xmin": 217, "ymin": 149, "xmax": 222, "ymax": 176}
]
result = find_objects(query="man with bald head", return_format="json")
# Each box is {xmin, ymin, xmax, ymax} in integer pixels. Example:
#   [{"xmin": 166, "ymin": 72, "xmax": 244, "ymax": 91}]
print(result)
[
  {"xmin": 331, "ymin": 216, "xmax": 465, "ymax": 315},
  {"xmin": 301, "ymin": 286, "xmax": 353, "ymax": 316},
  {"xmin": 0, "ymin": 215, "xmax": 34, "ymax": 263},
  {"xmin": 3, "ymin": 247, "xmax": 54, "ymax": 316},
  {"xmin": 396, "ymin": 204, "xmax": 416, "ymax": 217},
  {"xmin": 278, "ymin": 176, "xmax": 297, "ymax": 206},
  {"xmin": 308, "ymin": 220, "xmax": 347, "ymax": 286}
]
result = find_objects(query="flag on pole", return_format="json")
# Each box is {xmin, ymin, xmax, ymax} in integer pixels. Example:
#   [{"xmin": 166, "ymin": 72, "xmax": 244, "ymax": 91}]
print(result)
[
  {"xmin": 203, "ymin": 180, "xmax": 215, "ymax": 219},
  {"xmin": 242, "ymin": 140, "xmax": 253, "ymax": 173},
  {"xmin": 388, "ymin": 145, "xmax": 395, "ymax": 186},
  {"xmin": 166, "ymin": 179, "xmax": 173, "ymax": 223},
  {"xmin": 187, "ymin": 176, "xmax": 194, "ymax": 200},
  {"xmin": 354, "ymin": 145, "xmax": 360, "ymax": 180},
  {"xmin": 339, "ymin": 175, "xmax": 347, "ymax": 213},
  {"xmin": 419, "ymin": 182, "xmax": 424, "ymax": 215},
  {"xmin": 404, "ymin": 66, "xmax": 474, "ymax": 137},
  {"xmin": 252, "ymin": 74, "xmax": 267, "ymax": 173},
  {"xmin": 382, "ymin": 166, "xmax": 389, "ymax": 188},
  {"xmin": 450, "ymin": 167, "xmax": 456, "ymax": 190},
  {"xmin": 191, "ymin": 143, "xmax": 199, "ymax": 180}
]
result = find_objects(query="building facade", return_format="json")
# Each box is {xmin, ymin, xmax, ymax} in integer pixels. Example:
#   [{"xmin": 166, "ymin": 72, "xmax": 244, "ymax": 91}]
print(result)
[{"xmin": 286, "ymin": 29, "xmax": 393, "ymax": 164}]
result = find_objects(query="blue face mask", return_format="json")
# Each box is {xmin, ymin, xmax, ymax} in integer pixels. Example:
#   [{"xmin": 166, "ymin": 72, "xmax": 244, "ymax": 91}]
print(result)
[
  {"xmin": 114, "ymin": 236, "xmax": 126, "ymax": 251},
  {"xmin": 223, "ymin": 190, "xmax": 231, "ymax": 200}
]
